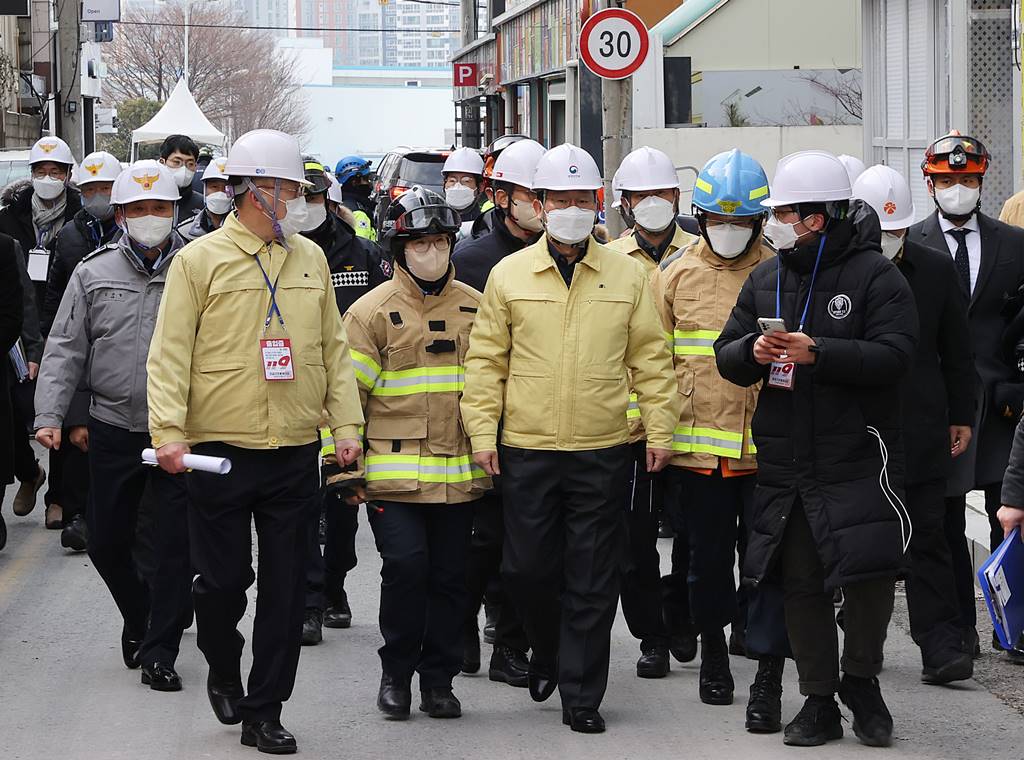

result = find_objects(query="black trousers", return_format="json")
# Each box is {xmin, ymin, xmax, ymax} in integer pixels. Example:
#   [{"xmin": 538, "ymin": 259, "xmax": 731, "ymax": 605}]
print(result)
[
  {"xmin": 86, "ymin": 418, "xmax": 191, "ymax": 666},
  {"xmin": 464, "ymin": 490, "xmax": 529, "ymax": 652},
  {"xmin": 663, "ymin": 466, "xmax": 747, "ymax": 633},
  {"xmin": 58, "ymin": 443, "xmax": 89, "ymax": 522},
  {"xmin": 306, "ymin": 490, "xmax": 359, "ymax": 611},
  {"xmin": 500, "ymin": 445, "xmax": 630, "ymax": 710},
  {"xmin": 906, "ymin": 480, "xmax": 966, "ymax": 661},
  {"xmin": 187, "ymin": 442, "xmax": 318, "ymax": 722},
  {"xmin": 944, "ymin": 483, "xmax": 1001, "ymax": 631},
  {"xmin": 662, "ymin": 528, "xmax": 693, "ymax": 637},
  {"xmin": 10, "ymin": 379, "xmax": 37, "ymax": 485},
  {"xmin": 620, "ymin": 442, "xmax": 669, "ymax": 650},
  {"xmin": 368, "ymin": 499, "xmax": 474, "ymax": 688},
  {"xmin": 780, "ymin": 499, "xmax": 894, "ymax": 696}
]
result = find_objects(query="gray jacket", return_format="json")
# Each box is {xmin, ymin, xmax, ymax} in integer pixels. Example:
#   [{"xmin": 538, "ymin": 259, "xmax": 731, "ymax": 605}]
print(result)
[{"xmin": 34, "ymin": 233, "xmax": 184, "ymax": 433}]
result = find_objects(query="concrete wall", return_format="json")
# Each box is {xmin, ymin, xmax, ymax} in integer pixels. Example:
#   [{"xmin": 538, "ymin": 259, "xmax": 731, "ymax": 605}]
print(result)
[
  {"xmin": 4, "ymin": 111, "xmax": 40, "ymax": 147},
  {"xmin": 635, "ymin": 124, "xmax": 863, "ymax": 201}
]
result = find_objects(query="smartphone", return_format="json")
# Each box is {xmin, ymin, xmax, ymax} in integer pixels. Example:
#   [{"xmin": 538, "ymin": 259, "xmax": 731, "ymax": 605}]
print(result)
[{"xmin": 757, "ymin": 317, "xmax": 787, "ymax": 336}]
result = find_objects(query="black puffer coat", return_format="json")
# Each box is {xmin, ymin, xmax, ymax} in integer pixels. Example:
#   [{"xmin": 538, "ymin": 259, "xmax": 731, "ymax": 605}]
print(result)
[
  {"xmin": 714, "ymin": 201, "xmax": 919, "ymax": 590},
  {"xmin": 44, "ymin": 209, "xmax": 120, "ymax": 335}
]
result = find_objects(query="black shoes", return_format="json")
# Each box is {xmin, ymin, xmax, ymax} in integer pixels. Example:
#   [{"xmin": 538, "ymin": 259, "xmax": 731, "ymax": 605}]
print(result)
[
  {"xmin": 745, "ymin": 656, "xmax": 784, "ymax": 733},
  {"xmin": 783, "ymin": 695, "xmax": 844, "ymax": 746},
  {"xmin": 527, "ymin": 657, "xmax": 558, "ymax": 703},
  {"xmin": 300, "ymin": 609, "xmax": 322, "ymax": 646},
  {"xmin": 488, "ymin": 646, "xmax": 529, "ymax": 687},
  {"xmin": 698, "ymin": 630, "xmax": 734, "ymax": 705},
  {"xmin": 323, "ymin": 592, "xmax": 352, "ymax": 629},
  {"xmin": 241, "ymin": 720, "xmax": 297, "ymax": 754},
  {"xmin": 141, "ymin": 662, "xmax": 182, "ymax": 692},
  {"xmin": 636, "ymin": 645, "xmax": 670, "ymax": 679},
  {"xmin": 60, "ymin": 514, "xmax": 88, "ymax": 552},
  {"xmin": 207, "ymin": 670, "xmax": 245, "ymax": 725},
  {"xmin": 483, "ymin": 602, "xmax": 499, "ymax": 645},
  {"xmin": 838, "ymin": 674, "xmax": 893, "ymax": 747},
  {"xmin": 562, "ymin": 707, "xmax": 605, "ymax": 734},
  {"xmin": 419, "ymin": 687, "xmax": 462, "ymax": 718},
  {"xmin": 668, "ymin": 626, "xmax": 698, "ymax": 664},
  {"xmin": 921, "ymin": 650, "xmax": 973, "ymax": 684},
  {"xmin": 377, "ymin": 673, "xmax": 412, "ymax": 720},
  {"xmin": 0, "ymin": 512, "xmax": 6, "ymax": 552},
  {"xmin": 462, "ymin": 624, "xmax": 481, "ymax": 674},
  {"xmin": 121, "ymin": 624, "xmax": 143, "ymax": 669}
]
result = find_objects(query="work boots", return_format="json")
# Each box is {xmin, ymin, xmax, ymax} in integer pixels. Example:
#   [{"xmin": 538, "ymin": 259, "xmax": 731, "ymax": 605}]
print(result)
[
  {"xmin": 698, "ymin": 629, "xmax": 734, "ymax": 705},
  {"xmin": 745, "ymin": 656, "xmax": 784, "ymax": 733}
]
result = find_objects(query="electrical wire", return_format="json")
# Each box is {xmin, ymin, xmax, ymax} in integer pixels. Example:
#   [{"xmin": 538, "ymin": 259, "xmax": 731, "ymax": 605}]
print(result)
[{"xmin": 115, "ymin": 20, "xmax": 462, "ymax": 33}]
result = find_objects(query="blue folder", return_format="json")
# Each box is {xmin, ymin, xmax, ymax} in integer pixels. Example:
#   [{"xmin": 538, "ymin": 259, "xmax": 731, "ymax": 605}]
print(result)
[{"xmin": 978, "ymin": 529, "xmax": 1024, "ymax": 651}]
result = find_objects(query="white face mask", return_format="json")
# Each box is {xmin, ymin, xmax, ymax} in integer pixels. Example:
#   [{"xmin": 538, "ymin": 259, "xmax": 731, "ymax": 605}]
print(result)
[
  {"xmin": 934, "ymin": 184, "xmax": 980, "ymax": 217},
  {"xmin": 880, "ymin": 231, "xmax": 905, "ymax": 260},
  {"xmin": 706, "ymin": 222, "xmax": 754, "ymax": 259},
  {"xmin": 125, "ymin": 214, "xmax": 173, "ymax": 249},
  {"xmin": 205, "ymin": 191, "xmax": 231, "ymax": 216},
  {"xmin": 545, "ymin": 206, "xmax": 595, "ymax": 245},
  {"xmin": 171, "ymin": 166, "xmax": 195, "ymax": 189},
  {"xmin": 762, "ymin": 215, "xmax": 807, "ymax": 252},
  {"xmin": 301, "ymin": 201, "xmax": 328, "ymax": 232},
  {"xmin": 33, "ymin": 176, "xmax": 65, "ymax": 200},
  {"xmin": 445, "ymin": 184, "xmax": 477, "ymax": 210},
  {"xmin": 404, "ymin": 241, "xmax": 450, "ymax": 281},
  {"xmin": 509, "ymin": 196, "xmax": 543, "ymax": 232},
  {"xmin": 276, "ymin": 196, "xmax": 309, "ymax": 239},
  {"xmin": 83, "ymin": 192, "xmax": 113, "ymax": 221},
  {"xmin": 631, "ymin": 196, "xmax": 676, "ymax": 232}
]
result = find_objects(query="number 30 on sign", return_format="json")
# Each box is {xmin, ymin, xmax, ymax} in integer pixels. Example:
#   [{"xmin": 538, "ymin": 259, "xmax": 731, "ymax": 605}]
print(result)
[{"xmin": 579, "ymin": 8, "xmax": 650, "ymax": 80}]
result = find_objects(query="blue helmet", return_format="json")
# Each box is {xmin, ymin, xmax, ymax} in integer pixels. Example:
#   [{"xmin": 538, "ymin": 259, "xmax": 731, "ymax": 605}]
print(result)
[
  {"xmin": 335, "ymin": 155, "xmax": 372, "ymax": 185},
  {"xmin": 692, "ymin": 149, "xmax": 769, "ymax": 217}
]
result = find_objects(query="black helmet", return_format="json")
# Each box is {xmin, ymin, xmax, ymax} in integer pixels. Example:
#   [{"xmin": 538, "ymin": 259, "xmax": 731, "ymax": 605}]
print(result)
[
  {"xmin": 302, "ymin": 159, "xmax": 332, "ymax": 195},
  {"xmin": 383, "ymin": 186, "xmax": 461, "ymax": 261}
]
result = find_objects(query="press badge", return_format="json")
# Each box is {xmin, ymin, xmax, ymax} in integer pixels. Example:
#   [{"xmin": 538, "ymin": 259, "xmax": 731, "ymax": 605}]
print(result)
[
  {"xmin": 27, "ymin": 248, "xmax": 50, "ymax": 282},
  {"xmin": 768, "ymin": 361, "xmax": 795, "ymax": 390},
  {"xmin": 260, "ymin": 338, "xmax": 294, "ymax": 381}
]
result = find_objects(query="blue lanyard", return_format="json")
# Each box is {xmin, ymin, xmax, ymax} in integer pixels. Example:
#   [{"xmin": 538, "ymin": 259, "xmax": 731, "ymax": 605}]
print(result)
[
  {"xmin": 775, "ymin": 234, "xmax": 827, "ymax": 332},
  {"xmin": 254, "ymin": 250, "xmax": 285, "ymax": 331}
]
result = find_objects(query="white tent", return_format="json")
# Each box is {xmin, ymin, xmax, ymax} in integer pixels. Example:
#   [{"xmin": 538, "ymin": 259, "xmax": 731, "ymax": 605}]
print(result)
[{"xmin": 130, "ymin": 78, "xmax": 226, "ymax": 158}]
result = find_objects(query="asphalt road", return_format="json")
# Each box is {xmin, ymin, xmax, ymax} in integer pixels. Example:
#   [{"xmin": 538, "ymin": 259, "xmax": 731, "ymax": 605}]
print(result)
[{"xmin": 1, "ymin": 478, "xmax": 1022, "ymax": 760}]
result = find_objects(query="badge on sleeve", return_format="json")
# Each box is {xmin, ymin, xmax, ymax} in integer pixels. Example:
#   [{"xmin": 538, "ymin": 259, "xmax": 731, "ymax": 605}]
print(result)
[
  {"xmin": 768, "ymin": 361, "xmax": 795, "ymax": 391},
  {"xmin": 260, "ymin": 338, "xmax": 295, "ymax": 381}
]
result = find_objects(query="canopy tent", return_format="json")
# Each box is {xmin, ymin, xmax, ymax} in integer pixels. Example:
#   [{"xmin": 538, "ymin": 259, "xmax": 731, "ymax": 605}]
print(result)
[{"xmin": 130, "ymin": 78, "xmax": 226, "ymax": 158}]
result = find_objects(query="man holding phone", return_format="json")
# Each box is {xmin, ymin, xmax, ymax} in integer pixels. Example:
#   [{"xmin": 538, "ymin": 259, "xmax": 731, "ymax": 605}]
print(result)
[{"xmin": 715, "ymin": 150, "xmax": 918, "ymax": 748}]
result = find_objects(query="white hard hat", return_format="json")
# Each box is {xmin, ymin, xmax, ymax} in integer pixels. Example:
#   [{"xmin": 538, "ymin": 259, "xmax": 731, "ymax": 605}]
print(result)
[
  {"xmin": 851, "ymin": 164, "xmax": 916, "ymax": 230},
  {"xmin": 111, "ymin": 160, "xmax": 180, "ymax": 205},
  {"xmin": 615, "ymin": 146, "xmax": 679, "ymax": 192},
  {"xmin": 30, "ymin": 136, "xmax": 74, "ymax": 167},
  {"xmin": 490, "ymin": 139, "xmax": 546, "ymax": 189},
  {"xmin": 75, "ymin": 151, "xmax": 123, "ymax": 186},
  {"xmin": 201, "ymin": 156, "xmax": 229, "ymax": 183},
  {"xmin": 443, "ymin": 147, "xmax": 484, "ymax": 176},
  {"xmin": 761, "ymin": 150, "xmax": 852, "ymax": 208},
  {"xmin": 326, "ymin": 172, "xmax": 344, "ymax": 204},
  {"xmin": 224, "ymin": 129, "xmax": 310, "ymax": 186},
  {"xmin": 532, "ymin": 143, "xmax": 602, "ymax": 192},
  {"xmin": 837, "ymin": 154, "xmax": 867, "ymax": 185}
]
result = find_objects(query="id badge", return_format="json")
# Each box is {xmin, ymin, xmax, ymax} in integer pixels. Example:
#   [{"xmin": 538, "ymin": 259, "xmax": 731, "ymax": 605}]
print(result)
[
  {"xmin": 27, "ymin": 248, "xmax": 50, "ymax": 282},
  {"xmin": 260, "ymin": 338, "xmax": 295, "ymax": 381},
  {"xmin": 768, "ymin": 361, "xmax": 795, "ymax": 391}
]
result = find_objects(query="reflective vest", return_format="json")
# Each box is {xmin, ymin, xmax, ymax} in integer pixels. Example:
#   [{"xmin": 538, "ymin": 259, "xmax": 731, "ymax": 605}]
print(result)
[
  {"xmin": 335, "ymin": 264, "xmax": 489, "ymax": 503},
  {"xmin": 351, "ymin": 209, "xmax": 377, "ymax": 242}
]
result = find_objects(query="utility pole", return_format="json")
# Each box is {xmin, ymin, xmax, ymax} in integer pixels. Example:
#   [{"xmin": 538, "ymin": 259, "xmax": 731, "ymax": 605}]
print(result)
[
  {"xmin": 56, "ymin": 0, "xmax": 83, "ymax": 155},
  {"xmin": 598, "ymin": 0, "xmax": 631, "ymax": 238}
]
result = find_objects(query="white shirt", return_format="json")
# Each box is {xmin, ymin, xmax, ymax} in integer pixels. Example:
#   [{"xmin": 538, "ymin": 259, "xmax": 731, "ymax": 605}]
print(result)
[{"xmin": 938, "ymin": 214, "xmax": 981, "ymax": 293}]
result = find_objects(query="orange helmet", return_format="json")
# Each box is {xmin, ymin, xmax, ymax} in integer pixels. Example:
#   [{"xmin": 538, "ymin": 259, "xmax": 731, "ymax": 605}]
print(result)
[{"xmin": 922, "ymin": 131, "xmax": 990, "ymax": 176}]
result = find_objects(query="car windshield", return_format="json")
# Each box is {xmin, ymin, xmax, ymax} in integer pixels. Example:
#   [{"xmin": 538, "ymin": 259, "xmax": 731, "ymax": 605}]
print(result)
[{"xmin": 398, "ymin": 155, "xmax": 445, "ymax": 192}]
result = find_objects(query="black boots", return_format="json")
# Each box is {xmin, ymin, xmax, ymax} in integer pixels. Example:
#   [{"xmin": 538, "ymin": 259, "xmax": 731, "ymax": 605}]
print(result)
[
  {"xmin": 300, "ymin": 609, "xmax": 323, "ymax": 646},
  {"xmin": 419, "ymin": 687, "xmax": 462, "ymax": 718},
  {"xmin": 488, "ymin": 646, "xmax": 529, "ymax": 687},
  {"xmin": 745, "ymin": 656, "xmax": 784, "ymax": 733},
  {"xmin": 698, "ymin": 630, "xmax": 734, "ymax": 705},
  {"xmin": 636, "ymin": 644, "xmax": 670, "ymax": 679},
  {"xmin": 838, "ymin": 674, "xmax": 893, "ymax": 747},
  {"xmin": 377, "ymin": 673, "xmax": 412, "ymax": 720},
  {"xmin": 783, "ymin": 695, "xmax": 844, "ymax": 746}
]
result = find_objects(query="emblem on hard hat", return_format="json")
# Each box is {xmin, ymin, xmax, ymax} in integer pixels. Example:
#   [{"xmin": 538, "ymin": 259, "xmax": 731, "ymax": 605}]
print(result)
[
  {"xmin": 84, "ymin": 162, "xmax": 103, "ymax": 176},
  {"xmin": 883, "ymin": 201, "xmax": 897, "ymax": 216},
  {"xmin": 568, "ymin": 165, "xmax": 578, "ymax": 175},
  {"xmin": 39, "ymin": 142, "xmax": 57, "ymax": 154},
  {"xmin": 717, "ymin": 199, "xmax": 741, "ymax": 214},
  {"xmin": 133, "ymin": 173, "xmax": 160, "ymax": 191}
]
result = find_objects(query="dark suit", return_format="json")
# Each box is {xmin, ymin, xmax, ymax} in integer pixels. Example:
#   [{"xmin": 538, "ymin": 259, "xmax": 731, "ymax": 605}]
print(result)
[
  {"xmin": 896, "ymin": 240, "xmax": 978, "ymax": 661},
  {"xmin": 907, "ymin": 210, "xmax": 1024, "ymax": 633}
]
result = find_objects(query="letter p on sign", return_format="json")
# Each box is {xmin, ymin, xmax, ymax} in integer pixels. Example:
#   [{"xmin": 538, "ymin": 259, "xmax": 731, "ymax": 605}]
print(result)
[{"xmin": 454, "ymin": 63, "xmax": 479, "ymax": 87}]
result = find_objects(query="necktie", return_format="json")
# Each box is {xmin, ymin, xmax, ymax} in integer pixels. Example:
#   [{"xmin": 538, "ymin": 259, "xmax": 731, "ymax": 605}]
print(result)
[{"xmin": 947, "ymin": 228, "xmax": 971, "ymax": 294}]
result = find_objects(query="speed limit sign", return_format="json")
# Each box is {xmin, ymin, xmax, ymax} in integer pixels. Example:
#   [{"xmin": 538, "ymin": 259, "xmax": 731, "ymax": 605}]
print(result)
[{"xmin": 579, "ymin": 8, "xmax": 650, "ymax": 80}]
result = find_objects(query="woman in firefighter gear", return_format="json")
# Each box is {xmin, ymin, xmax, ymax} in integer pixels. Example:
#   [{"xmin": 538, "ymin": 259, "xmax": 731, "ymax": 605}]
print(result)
[{"xmin": 333, "ymin": 185, "xmax": 489, "ymax": 721}]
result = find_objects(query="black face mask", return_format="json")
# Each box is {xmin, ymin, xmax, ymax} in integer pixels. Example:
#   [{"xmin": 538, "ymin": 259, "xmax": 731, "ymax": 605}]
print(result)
[{"xmin": 778, "ymin": 235, "xmax": 824, "ymax": 274}]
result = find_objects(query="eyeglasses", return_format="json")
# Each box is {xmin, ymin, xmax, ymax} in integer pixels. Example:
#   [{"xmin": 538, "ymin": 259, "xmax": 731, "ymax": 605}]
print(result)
[
  {"xmin": 254, "ymin": 183, "xmax": 303, "ymax": 201},
  {"xmin": 163, "ymin": 157, "xmax": 197, "ymax": 171},
  {"xmin": 406, "ymin": 237, "xmax": 449, "ymax": 254},
  {"xmin": 444, "ymin": 177, "xmax": 478, "ymax": 189},
  {"xmin": 32, "ymin": 168, "xmax": 66, "ymax": 180}
]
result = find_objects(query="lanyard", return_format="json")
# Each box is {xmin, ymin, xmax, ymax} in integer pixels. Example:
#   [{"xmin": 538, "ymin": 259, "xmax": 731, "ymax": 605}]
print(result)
[
  {"xmin": 776, "ymin": 234, "xmax": 827, "ymax": 332},
  {"xmin": 254, "ymin": 249, "xmax": 285, "ymax": 332}
]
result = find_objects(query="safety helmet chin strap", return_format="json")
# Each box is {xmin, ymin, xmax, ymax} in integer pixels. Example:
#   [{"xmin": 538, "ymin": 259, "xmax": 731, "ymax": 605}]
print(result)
[{"xmin": 243, "ymin": 177, "xmax": 290, "ymax": 250}]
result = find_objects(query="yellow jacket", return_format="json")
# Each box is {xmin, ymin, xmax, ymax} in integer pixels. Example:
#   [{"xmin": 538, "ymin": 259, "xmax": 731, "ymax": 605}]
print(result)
[
  {"xmin": 1000, "ymin": 190, "xmax": 1024, "ymax": 228},
  {"xmin": 336, "ymin": 265, "xmax": 489, "ymax": 504},
  {"xmin": 147, "ymin": 213, "xmax": 364, "ymax": 449},
  {"xmin": 461, "ymin": 235, "xmax": 679, "ymax": 452},
  {"xmin": 650, "ymin": 236, "xmax": 775, "ymax": 470},
  {"xmin": 606, "ymin": 225, "xmax": 699, "ymax": 440}
]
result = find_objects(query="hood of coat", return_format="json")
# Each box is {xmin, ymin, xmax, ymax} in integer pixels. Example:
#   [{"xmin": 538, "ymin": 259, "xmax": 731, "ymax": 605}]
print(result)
[
  {"xmin": 1, "ymin": 178, "xmax": 32, "ymax": 211},
  {"xmin": 781, "ymin": 199, "xmax": 882, "ymax": 275},
  {"xmin": 335, "ymin": 204, "xmax": 356, "ymax": 229}
]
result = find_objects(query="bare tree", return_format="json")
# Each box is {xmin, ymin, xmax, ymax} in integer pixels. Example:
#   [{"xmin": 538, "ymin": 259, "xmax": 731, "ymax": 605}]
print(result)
[
  {"xmin": 104, "ymin": 2, "xmax": 310, "ymax": 140},
  {"xmin": 797, "ymin": 70, "xmax": 862, "ymax": 122}
]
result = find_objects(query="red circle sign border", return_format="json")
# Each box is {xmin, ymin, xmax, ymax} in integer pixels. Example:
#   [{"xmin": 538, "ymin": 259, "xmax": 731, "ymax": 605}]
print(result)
[{"xmin": 579, "ymin": 7, "xmax": 650, "ymax": 80}]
